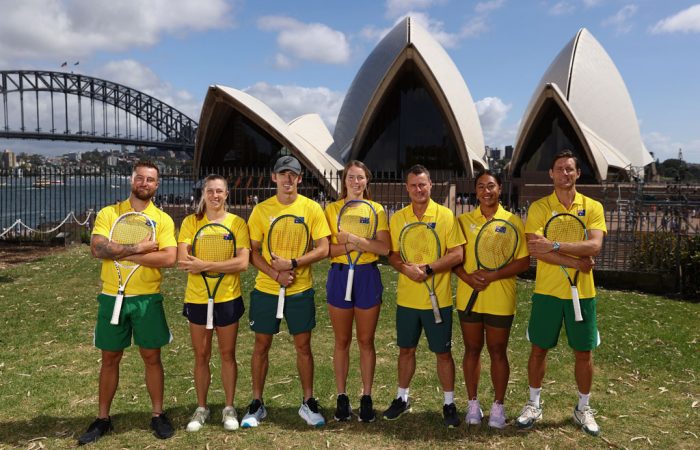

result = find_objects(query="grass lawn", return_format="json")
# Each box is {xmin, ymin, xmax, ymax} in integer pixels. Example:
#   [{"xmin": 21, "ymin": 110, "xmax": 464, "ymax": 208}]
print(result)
[{"xmin": 0, "ymin": 245, "xmax": 698, "ymax": 449}]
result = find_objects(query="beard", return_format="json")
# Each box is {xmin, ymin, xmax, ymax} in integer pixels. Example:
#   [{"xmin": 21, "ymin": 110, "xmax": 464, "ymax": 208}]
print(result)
[{"xmin": 132, "ymin": 185, "xmax": 155, "ymax": 201}]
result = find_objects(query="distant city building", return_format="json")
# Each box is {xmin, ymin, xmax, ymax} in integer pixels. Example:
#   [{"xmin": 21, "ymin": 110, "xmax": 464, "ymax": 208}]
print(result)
[
  {"xmin": 505, "ymin": 145, "xmax": 514, "ymax": 159},
  {"xmin": 489, "ymin": 148, "xmax": 501, "ymax": 160},
  {"xmin": 2, "ymin": 149, "xmax": 17, "ymax": 168},
  {"xmin": 106, "ymin": 155, "xmax": 118, "ymax": 166},
  {"xmin": 65, "ymin": 152, "xmax": 81, "ymax": 162}
]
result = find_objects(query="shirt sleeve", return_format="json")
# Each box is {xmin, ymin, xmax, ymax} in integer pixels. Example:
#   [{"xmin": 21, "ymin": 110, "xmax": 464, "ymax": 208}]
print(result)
[
  {"xmin": 524, "ymin": 201, "xmax": 546, "ymax": 235},
  {"xmin": 178, "ymin": 215, "xmax": 195, "ymax": 245},
  {"xmin": 389, "ymin": 211, "xmax": 401, "ymax": 252},
  {"xmin": 234, "ymin": 216, "xmax": 251, "ymax": 250},
  {"xmin": 511, "ymin": 215, "xmax": 530, "ymax": 259},
  {"xmin": 310, "ymin": 203, "xmax": 331, "ymax": 240},
  {"xmin": 375, "ymin": 202, "xmax": 389, "ymax": 233},
  {"xmin": 157, "ymin": 213, "xmax": 177, "ymax": 249},
  {"xmin": 247, "ymin": 206, "xmax": 264, "ymax": 243},
  {"xmin": 587, "ymin": 200, "xmax": 608, "ymax": 234},
  {"xmin": 92, "ymin": 207, "xmax": 113, "ymax": 238},
  {"xmin": 445, "ymin": 212, "xmax": 466, "ymax": 249}
]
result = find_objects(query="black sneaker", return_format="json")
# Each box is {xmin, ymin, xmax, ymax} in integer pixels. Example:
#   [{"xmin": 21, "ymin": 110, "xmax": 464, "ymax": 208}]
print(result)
[
  {"xmin": 150, "ymin": 413, "xmax": 175, "ymax": 440},
  {"xmin": 443, "ymin": 403, "xmax": 460, "ymax": 428},
  {"xmin": 382, "ymin": 397, "xmax": 410, "ymax": 420},
  {"xmin": 334, "ymin": 394, "xmax": 352, "ymax": 421},
  {"xmin": 77, "ymin": 417, "xmax": 113, "ymax": 445},
  {"xmin": 359, "ymin": 394, "xmax": 376, "ymax": 423}
]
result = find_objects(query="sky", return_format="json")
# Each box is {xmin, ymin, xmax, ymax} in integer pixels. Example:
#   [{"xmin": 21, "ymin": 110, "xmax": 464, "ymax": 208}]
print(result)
[{"xmin": 0, "ymin": 0, "xmax": 699, "ymax": 163}]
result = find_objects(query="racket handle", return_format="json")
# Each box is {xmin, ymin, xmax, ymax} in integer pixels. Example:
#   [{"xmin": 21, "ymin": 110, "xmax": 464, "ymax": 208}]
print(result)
[
  {"xmin": 465, "ymin": 290, "xmax": 479, "ymax": 315},
  {"xmin": 110, "ymin": 292, "xmax": 124, "ymax": 325},
  {"xmin": 344, "ymin": 267, "xmax": 355, "ymax": 301},
  {"xmin": 276, "ymin": 286, "xmax": 286, "ymax": 319},
  {"xmin": 430, "ymin": 293, "xmax": 443, "ymax": 324},
  {"xmin": 206, "ymin": 297, "xmax": 214, "ymax": 329},
  {"xmin": 571, "ymin": 286, "xmax": 583, "ymax": 322}
]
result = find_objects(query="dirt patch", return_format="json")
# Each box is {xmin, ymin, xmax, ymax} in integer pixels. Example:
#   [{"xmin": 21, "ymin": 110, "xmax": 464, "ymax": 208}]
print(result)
[{"xmin": 0, "ymin": 243, "xmax": 69, "ymax": 269}]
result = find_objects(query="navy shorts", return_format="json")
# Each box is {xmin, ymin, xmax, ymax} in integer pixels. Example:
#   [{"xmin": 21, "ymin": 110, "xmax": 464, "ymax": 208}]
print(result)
[
  {"xmin": 326, "ymin": 262, "xmax": 383, "ymax": 309},
  {"xmin": 182, "ymin": 297, "xmax": 245, "ymax": 327}
]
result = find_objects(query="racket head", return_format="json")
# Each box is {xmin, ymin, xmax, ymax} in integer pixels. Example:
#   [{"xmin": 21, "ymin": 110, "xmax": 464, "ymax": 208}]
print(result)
[
  {"xmin": 192, "ymin": 223, "xmax": 236, "ymax": 277},
  {"xmin": 337, "ymin": 199, "xmax": 378, "ymax": 240},
  {"xmin": 109, "ymin": 212, "xmax": 155, "ymax": 268},
  {"xmin": 267, "ymin": 214, "xmax": 310, "ymax": 260},
  {"xmin": 398, "ymin": 222, "xmax": 441, "ymax": 265},
  {"xmin": 474, "ymin": 219, "xmax": 519, "ymax": 270},
  {"xmin": 544, "ymin": 213, "xmax": 587, "ymax": 243}
]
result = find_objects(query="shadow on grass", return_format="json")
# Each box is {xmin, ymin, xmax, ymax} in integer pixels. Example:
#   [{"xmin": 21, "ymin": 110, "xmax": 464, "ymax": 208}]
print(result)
[{"xmin": 0, "ymin": 275, "xmax": 13, "ymax": 283}]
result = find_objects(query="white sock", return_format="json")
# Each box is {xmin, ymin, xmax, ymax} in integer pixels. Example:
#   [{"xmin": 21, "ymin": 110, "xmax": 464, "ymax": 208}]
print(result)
[
  {"xmin": 397, "ymin": 387, "xmax": 409, "ymax": 402},
  {"xmin": 444, "ymin": 391, "xmax": 454, "ymax": 405},
  {"xmin": 529, "ymin": 386, "xmax": 542, "ymax": 407},
  {"xmin": 578, "ymin": 392, "xmax": 590, "ymax": 410}
]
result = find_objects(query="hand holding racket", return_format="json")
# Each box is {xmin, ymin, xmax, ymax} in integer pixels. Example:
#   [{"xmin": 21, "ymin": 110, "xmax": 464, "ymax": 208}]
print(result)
[
  {"xmin": 544, "ymin": 213, "xmax": 587, "ymax": 322},
  {"xmin": 399, "ymin": 222, "xmax": 443, "ymax": 324},
  {"xmin": 191, "ymin": 223, "xmax": 236, "ymax": 329},
  {"xmin": 337, "ymin": 200, "xmax": 378, "ymax": 301},
  {"xmin": 109, "ymin": 212, "xmax": 156, "ymax": 325},
  {"xmin": 465, "ymin": 219, "xmax": 519, "ymax": 315},
  {"xmin": 268, "ymin": 215, "xmax": 310, "ymax": 319}
]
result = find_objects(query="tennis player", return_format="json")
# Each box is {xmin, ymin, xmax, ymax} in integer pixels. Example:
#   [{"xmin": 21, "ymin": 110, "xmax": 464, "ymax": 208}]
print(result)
[
  {"xmin": 454, "ymin": 171, "xmax": 529, "ymax": 428},
  {"xmin": 324, "ymin": 161, "xmax": 390, "ymax": 423},
  {"xmin": 241, "ymin": 155, "xmax": 331, "ymax": 428},
  {"xmin": 177, "ymin": 174, "xmax": 250, "ymax": 432},
  {"xmin": 516, "ymin": 150, "xmax": 607, "ymax": 436},
  {"xmin": 382, "ymin": 165, "xmax": 465, "ymax": 427},
  {"xmin": 78, "ymin": 162, "xmax": 177, "ymax": 445}
]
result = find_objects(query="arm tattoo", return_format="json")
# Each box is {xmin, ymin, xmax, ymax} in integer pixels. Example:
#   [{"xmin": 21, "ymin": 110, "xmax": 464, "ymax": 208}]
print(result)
[{"xmin": 93, "ymin": 237, "xmax": 138, "ymax": 260}]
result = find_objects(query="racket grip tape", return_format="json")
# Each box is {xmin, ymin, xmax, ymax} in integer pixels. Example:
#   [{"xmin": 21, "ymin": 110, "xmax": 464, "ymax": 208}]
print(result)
[
  {"xmin": 465, "ymin": 290, "xmax": 479, "ymax": 315},
  {"xmin": 110, "ymin": 292, "xmax": 124, "ymax": 325},
  {"xmin": 206, "ymin": 298, "xmax": 214, "ymax": 329},
  {"xmin": 429, "ymin": 293, "xmax": 443, "ymax": 324},
  {"xmin": 276, "ymin": 286, "xmax": 286, "ymax": 319},
  {"xmin": 344, "ymin": 267, "xmax": 355, "ymax": 301},
  {"xmin": 571, "ymin": 286, "xmax": 583, "ymax": 322}
]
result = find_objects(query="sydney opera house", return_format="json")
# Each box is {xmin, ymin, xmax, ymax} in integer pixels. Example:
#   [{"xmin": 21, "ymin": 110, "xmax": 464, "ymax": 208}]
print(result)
[{"xmin": 194, "ymin": 18, "xmax": 652, "ymax": 202}]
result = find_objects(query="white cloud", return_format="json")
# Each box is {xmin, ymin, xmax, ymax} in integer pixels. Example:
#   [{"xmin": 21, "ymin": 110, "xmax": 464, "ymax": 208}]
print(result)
[
  {"xmin": 602, "ymin": 5, "xmax": 638, "ymax": 34},
  {"xmin": 243, "ymin": 82, "xmax": 345, "ymax": 131},
  {"xmin": 460, "ymin": 16, "xmax": 490, "ymax": 39},
  {"xmin": 475, "ymin": 0, "xmax": 505, "ymax": 14},
  {"xmin": 0, "ymin": 0, "xmax": 232, "ymax": 63},
  {"xmin": 257, "ymin": 16, "xmax": 350, "ymax": 65},
  {"xmin": 384, "ymin": 0, "xmax": 448, "ymax": 18},
  {"xmin": 643, "ymin": 131, "xmax": 700, "ymax": 162},
  {"xmin": 548, "ymin": 1, "xmax": 576, "ymax": 16},
  {"xmin": 582, "ymin": 0, "xmax": 604, "ymax": 7},
  {"xmin": 475, "ymin": 97, "xmax": 514, "ymax": 146},
  {"xmin": 650, "ymin": 4, "xmax": 700, "ymax": 34}
]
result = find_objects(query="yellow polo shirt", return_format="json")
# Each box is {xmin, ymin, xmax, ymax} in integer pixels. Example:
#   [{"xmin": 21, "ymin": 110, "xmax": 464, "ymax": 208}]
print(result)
[
  {"xmin": 325, "ymin": 199, "xmax": 389, "ymax": 265},
  {"xmin": 92, "ymin": 199, "xmax": 176, "ymax": 295},
  {"xmin": 456, "ymin": 204, "xmax": 528, "ymax": 315},
  {"xmin": 178, "ymin": 213, "xmax": 251, "ymax": 304},
  {"xmin": 248, "ymin": 194, "xmax": 330, "ymax": 295},
  {"xmin": 390, "ymin": 199, "xmax": 465, "ymax": 310},
  {"xmin": 525, "ymin": 191, "xmax": 607, "ymax": 299}
]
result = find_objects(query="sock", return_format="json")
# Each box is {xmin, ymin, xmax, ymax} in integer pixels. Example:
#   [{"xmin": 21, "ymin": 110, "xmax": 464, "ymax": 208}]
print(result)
[
  {"xmin": 529, "ymin": 386, "xmax": 542, "ymax": 407},
  {"xmin": 444, "ymin": 391, "xmax": 454, "ymax": 405},
  {"xmin": 578, "ymin": 392, "xmax": 590, "ymax": 410},
  {"xmin": 397, "ymin": 387, "xmax": 409, "ymax": 403}
]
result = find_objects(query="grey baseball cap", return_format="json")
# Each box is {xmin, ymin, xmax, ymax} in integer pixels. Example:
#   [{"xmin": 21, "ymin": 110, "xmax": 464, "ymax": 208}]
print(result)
[{"xmin": 273, "ymin": 155, "xmax": 302, "ymax": 174}]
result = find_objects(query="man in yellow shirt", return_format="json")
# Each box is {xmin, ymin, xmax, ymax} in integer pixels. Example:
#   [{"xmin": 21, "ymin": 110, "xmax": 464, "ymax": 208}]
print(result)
[
  {"xmin": 241, "ymin": 156, "xmax": 330, "ymax": 428},
  {"xmin": 516, "ymin": 150, "xmax": 607, "ymax": 437},
  {"xmin": 78, "ymin": 162, "xmax": 177, "ymax": 445},
  {"xmin": 382, "ymin": 165, "xmax": 464, "ymax": 427}
]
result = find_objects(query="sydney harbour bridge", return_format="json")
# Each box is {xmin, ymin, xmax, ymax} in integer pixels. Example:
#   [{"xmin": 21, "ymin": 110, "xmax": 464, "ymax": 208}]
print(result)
[{"xmin": 0, "ymin": 70, "xmax": 197, "ymax": 152}]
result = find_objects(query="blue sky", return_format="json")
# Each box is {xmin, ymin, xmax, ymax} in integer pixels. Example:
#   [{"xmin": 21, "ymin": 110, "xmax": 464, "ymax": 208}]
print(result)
[{"xmin": 1, "ymin": 0, "xmax": 699, "ymax": 163}]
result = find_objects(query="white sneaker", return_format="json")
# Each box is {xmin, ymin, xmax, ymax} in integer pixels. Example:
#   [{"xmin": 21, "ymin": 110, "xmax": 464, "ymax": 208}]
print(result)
[
  {"xmin": 222, "ymin": 406, "xmax": 239, "ymax": 431},
  {"xmin": 573, "ymin": 405, "xmax": 600, "ymax": 436},
  {"xmin": 515, "ymin": 401, "xmax": 542, "ymax": 430},
  {"xmin": 488, "ymin": 402, "xmax": 507, "ymax": 429},
  {"xmin": 299, "ymin": 397, "xmax": 325, "ymax": 427},
  {"xmin": 186, "ymin": 407, "xmax": 210, "ymax": 432},
  {"xmin": 241, "ymin": 399, "xmax": 266, "ymax": 428},
  {"xmin": 465, "ymin": 399, "xmax": 483, "ymax": 425}
]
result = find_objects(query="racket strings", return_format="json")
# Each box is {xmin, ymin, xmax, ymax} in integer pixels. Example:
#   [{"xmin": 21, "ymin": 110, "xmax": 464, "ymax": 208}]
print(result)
[
  {"xmin": 269, "ymin": 220, "xmax": 309, "ymax": 259},
  {"xmin": 400, "ymin": 227, "xmax": 439, "ymax": 264},
  {"xmin": 194, "ymin": 234, "xmax": 235, "ymax": 262},
  {"xmin": 476, "ymin": 227, "xmax": 518, "ymax": 270},
  {"xmin": 111, "ymin": 219, "xmax": 152, "ymax": 245},
  {"xmin": 338, "ymin": 205, "xmax": 377, "ymax": 239},
  {"xmin": 545, "ymin": 216, "xmax": 586, "ymax": 243}
]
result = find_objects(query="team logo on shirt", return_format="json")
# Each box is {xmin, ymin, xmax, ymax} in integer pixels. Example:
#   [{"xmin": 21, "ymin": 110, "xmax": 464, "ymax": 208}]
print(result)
[
  {"xmin": 427, "ymin": 222, "xmax": 436, "ymax": 229},
  {"xmin": 495, "ymin": 225, "xmax": 507, "ymax": 233},
  {"xmin": 295, "ymin": 216, "xmax": 305, "ymax": 224},
  {"xmin": 577, "ymin": 209, "xmax": 586, "ymax": 217},
  {"xmin": 360, "ymin": 217, "xmax": 370, "ymax": 224}
]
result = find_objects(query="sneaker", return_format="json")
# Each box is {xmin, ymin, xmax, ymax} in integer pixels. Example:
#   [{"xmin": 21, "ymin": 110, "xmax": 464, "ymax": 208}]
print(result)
[
  {"xmin": 443, "ymin": 403, "xmax": 460, "ymax": 428},
  {"xmin": 150, "ymin": 413, "xmax": 175, "ymax": 440},
  {"xmin": 222, "ymin": 406, "xmax": 239, "ymax": 431},
  {"xmin": 466, "ymin": 399, "xmax": 483, "ymax": 425},
  {"xmin": 382, "ymin": 397, "xmax": 410, "ymax": 420},
  {"xmin": 334, "ymin": 394, "xmax": 352, "ymax": 421},
  {"xmin": 241, "ymin": 399, "xmax": 266, "ymax": 428},
  {"xmin": 185, "ymin": 407, "xmax": 210, "ymax": 432},
  {"xmin": 77, "ymin": 417, "xmax": 113, "ymax": 445},
  {"xmin": 358, "ymin": 395, "xmax": 376, "ymax": 423},
  {"xmin": 515, "ymin": 401, "xmax": 542, "ymax": 430},
  {"xmin": 299, "ymin": 397, "xmax": 326, "ymax": 427},
  {"xmin": 573, "ymin": 405, "xmax": 600, "ymax": 436},
  {"xmin": 488, "ymin": 402, "xmax": 507, "ymax": 429}
]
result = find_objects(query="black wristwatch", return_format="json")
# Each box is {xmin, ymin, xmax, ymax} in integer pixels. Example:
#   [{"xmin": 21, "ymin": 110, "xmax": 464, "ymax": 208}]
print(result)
[
  {"xmin": 291, "ymin": 258, "xmax": 298, "ymax": 269},
  {"xmin": 425, "ymin": 264, "xmax": 434, "ymax": 276}
]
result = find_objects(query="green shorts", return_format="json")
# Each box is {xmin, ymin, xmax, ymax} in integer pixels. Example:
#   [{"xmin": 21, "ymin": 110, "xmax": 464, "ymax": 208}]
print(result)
[
  {"xmin": 249, "ymin": 288, "xmax": 316, "ymax": 335},
  {"xmin": 94, "ymin": 294, "xmax": 172, "ymax": 351},
  {"xmin": 527, "ymin": 293, "xmax": 600, "ymax": 351},
  {"xmin": 396, "ymin": 305, "xmax": 453, "ymax": 353}
]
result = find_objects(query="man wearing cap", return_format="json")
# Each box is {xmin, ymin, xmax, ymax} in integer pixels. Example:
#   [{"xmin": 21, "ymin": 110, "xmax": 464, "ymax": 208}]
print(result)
[{"xmin": 241, "ymin": 155, "xmax": 331, "ymax": 428}]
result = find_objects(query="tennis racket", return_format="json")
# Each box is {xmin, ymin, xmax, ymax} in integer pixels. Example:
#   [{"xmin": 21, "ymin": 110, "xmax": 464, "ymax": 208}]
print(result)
[
  {"xmin": 268, "ymin": 214, "xmax": 310, "ymax": 319},
  {"xmin": 398, "ymin": 222, "xmax": 442, "ymax": 324},
  {"xmin": 337, "ymin": 199, "xmax": 378, "ymax": 301},
  {"xmin": 109, "ymin": 211, "xmax": 156, "ymax": 325},
  {"xmin": 191, "ymin": 223, "xmax": 236, "ymax": 329},
  {"xmin": 465, "ymin": 219, "xmax": 519, "ymax": 315},
  {"xmin": 544, "ymin": 213, "xmax": 587, "ymax": 322}
]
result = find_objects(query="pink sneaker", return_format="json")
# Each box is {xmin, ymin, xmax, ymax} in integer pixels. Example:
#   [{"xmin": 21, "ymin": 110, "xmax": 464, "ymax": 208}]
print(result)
[
  {"xmin": 488, "ymin": 402, "xmax": 507, "ymax": 429},
  {"xmin": 465, "ymin": 399, "xmax": 483, "ymax": 425}
]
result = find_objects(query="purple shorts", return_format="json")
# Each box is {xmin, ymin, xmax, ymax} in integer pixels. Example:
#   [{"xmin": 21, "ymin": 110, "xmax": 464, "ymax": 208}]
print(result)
[{"xmin": 326, "ymin": 262, "xmax": 383, "ymax": 309}]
